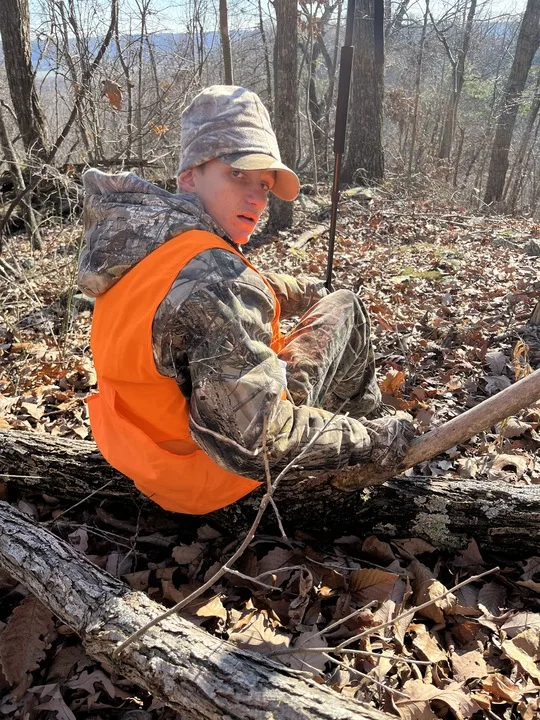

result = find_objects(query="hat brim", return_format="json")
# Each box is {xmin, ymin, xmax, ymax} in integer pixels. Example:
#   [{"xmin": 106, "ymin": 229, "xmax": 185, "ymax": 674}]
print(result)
[{"xmin": 220, "ymin": 153, "xmax": 300, "ymax": 201}]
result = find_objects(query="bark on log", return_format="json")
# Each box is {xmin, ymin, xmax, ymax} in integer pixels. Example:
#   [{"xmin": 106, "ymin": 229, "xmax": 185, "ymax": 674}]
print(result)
[
  {"xmin": 0, "ymin": 501, "xmax": 392, "ymax": 720},
  {"xmin": 2, "ymin": 428, "xmax": 540, "ymax": 555}
]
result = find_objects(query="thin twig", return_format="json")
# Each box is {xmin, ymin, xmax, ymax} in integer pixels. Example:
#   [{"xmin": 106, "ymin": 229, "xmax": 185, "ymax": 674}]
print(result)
[
  {"xmin": 335, "ymin": 566, "xmax": 498, "ymax": 651},
  {"xmin": 275, "ymin": 646, "xmax": 430, "ymax": 666},
  {"xmin": 225, "ymin": 568, "xmax": 279, "ymax": 591},
  {"xmin": 322, "ymin": 653, "xmax": 411, "ymax": 699},
  {"xmin": 262, "ymin": 416, "xmax": 288, "ymax": 541},
  {"xmin": 45, "ymin": 480, "xmax": 115, "ymax": 526}
]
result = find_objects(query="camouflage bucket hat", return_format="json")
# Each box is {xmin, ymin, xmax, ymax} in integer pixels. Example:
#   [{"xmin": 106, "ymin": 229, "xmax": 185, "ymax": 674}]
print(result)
[{"xmin": 179, "ymin": 85, "xmax": 300, "ymax": 202}]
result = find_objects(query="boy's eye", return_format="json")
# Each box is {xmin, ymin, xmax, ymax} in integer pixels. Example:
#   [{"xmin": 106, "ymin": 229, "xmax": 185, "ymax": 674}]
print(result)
[
  {"xmin": 261, "ymin": 182, "xmax": 270, "ymax": 192},
  {"xmin": 231, "ymin": 169, "xmax": 244, "ymax": 178}
]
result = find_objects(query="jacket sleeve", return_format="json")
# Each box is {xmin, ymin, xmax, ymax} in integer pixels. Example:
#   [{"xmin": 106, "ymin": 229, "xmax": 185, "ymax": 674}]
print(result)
[
  {"xmin": 263, "ymin": 271, "xmax": 328, "ymax": 318},
  {"xmin": 152, "ymin": 248, "xmax": 372, "ymax": 481}
]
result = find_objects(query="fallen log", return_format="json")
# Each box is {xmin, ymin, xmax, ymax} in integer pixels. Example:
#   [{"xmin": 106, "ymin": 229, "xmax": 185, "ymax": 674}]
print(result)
[
  {"xmin": 1, "ymin": 426, "xmax": 540, "ymax": 554},
  {"xmin": 0, "ymin": 501, "xmax": 393, "ymax": 720},
  {"xmin": 1, "ymin": 369, "xmax": 540, "ymax": 553}
]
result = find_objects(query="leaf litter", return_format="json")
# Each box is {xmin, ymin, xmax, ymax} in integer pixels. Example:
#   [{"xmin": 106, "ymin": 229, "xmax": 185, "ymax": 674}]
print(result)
[{"xmin": 1, "ymin": 192, "xmax": 540, "ymax": 717}]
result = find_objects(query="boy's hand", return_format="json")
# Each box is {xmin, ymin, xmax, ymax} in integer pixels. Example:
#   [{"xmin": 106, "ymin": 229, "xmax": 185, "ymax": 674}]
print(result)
[{"xmin": 363, "ymin": 413, "xmax": 415, "ymax": 469}]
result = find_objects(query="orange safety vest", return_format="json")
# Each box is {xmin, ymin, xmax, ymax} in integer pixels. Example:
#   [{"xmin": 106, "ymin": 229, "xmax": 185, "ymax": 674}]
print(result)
[{"xmin": 88, "ymin": 229, "xmax": 283, "ymax": 514}]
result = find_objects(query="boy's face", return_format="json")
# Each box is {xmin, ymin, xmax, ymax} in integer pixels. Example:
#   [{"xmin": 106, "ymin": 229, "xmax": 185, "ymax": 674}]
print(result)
[{"xmin": 178, "ymin": 159, "xmax": 276, "ymax": 244}]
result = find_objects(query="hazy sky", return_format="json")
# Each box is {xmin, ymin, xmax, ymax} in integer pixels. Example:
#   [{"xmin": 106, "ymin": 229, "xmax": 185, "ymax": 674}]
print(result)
[{"xmin": 28, "ymin": 0, "xmax": 528, "ymax": 36}]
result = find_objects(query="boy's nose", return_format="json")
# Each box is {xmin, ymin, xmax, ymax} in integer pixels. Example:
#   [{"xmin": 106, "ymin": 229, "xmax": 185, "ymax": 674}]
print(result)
[{"xmin": 246, "ymin": 184, "xmax": 267, "ymax": 209}]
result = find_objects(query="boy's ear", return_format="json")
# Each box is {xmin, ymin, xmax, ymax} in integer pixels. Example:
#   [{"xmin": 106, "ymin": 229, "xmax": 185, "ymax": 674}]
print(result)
[{"xmin": 177, "ymin": 168, "xmax": 196, "ymax": 192}]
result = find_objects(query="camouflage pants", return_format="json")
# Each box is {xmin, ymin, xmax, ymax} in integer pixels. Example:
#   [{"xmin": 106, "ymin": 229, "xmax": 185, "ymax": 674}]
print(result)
[{"xmin": 278, "ymin": 289, "xmax": 381, "ymax": 418}]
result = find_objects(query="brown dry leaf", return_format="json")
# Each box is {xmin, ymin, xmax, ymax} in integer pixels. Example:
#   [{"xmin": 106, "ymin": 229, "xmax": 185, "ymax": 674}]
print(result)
[
  {"xmin": 409, "ymin": 560, "xmax": 456, "ymax": 623},
  {"xmin": 229, "ymin": 610, "xmax": 290, "ymax": 655},
  {"xmin": 512, "ymin": 626, "xmax": 540, "ymax": 657},
  {"xmin": 496, "ymin": 418, "xmax": 531, "ymax": 438},
  {"xmin": 380, "ymin": 369, "xmax": 406, "ymax": 394},
  {"xmin": 194, "ymin": 595, "xmax": 227, "ymax": 622},
  {"xmin": 501, "ymin": 611, "xmax": 540, "ymax": 638},
  {"xmin": 161, "ymin": 580, "xmax": 201, "ymax": 605},
  {"xmin": 349, "ymin": 567, "xmax": 399, "ymax": 602},
  {"xmin": 20, "ymin": 401, "xmax": 44, "ymax": 420},
  {"xmin": 520, "ymin": 557, "xmax": 540, "ymax": 581},
  {"xmin": 123, "ymin": 570, "xmax": 151, "ymax": 591},
  {"xmin": 65, "ymin": 668, "xmax": 116, "ymax": 698},
  {"xmin": 478, "ymin": 581, "xmax": 506, "ymax": 617},
  {"xmin": 501, "ymin": 635, "xmax": 540, "ymax": 680},
  {"xmin": 517, "ymin": 579, "xmax": 540, "ymax": 592},
  {"xmin": 481, "ymin": 673, "xmax": 523, "ymax": 702},
  {"xmin": 256, "ymin": 547, "xmax": 295, "ymax": 576},
  {"xmin": 197, "ymin": 524, "xmax": 221, "ymax": 540},
  {"xmin": 488, "ymin": 453, "xmax": 528, "ymax": 480},
  {"xmin": 35, "ymin": 684, "xmax": 76, "ymax": 720},
  {"xmin": 46, "ymin": 645, "xmax": 93, "ymax": 683},
  {"xmin": 172, "ymin": 542, "xmax": 205, "ymax": 566},
  {"xmin": 106, "ymin": 551, "xmax": 133, "ymax": 578},
  {"xmin": 393, "ymin": 538, "xmax": 436, "ymax": 558},
  {"xmin": 410, "ymin": 623, "xmax": 447, "ymax": 663},
  {"xmin": 519, "ymin": 695, "xmax": 540, "ymax": 720},
  {"xmin": 453, "ymin": 539, "xmax": 485, "ymax": 568},
  {"xmin": 288, "ymin": 627, "xmax": 328, "ymax": 674},
  {"xmin": 396, "ymin": 680, "xmax": 479, "ymax": 720},
  {"xmin": 451, "ymin": 620, "xmax": 480, "ymax": 647},
  {"xmin": 67, "ymin": 527, "xmax": 89, "ymax": 554},
  {"xmin": 451, "ymin": 649, "xmax": 488, "ymax": 682},
  {"xmin": 361, "ymin": 536, "xmax": 396, "ymax": 564},
  {"xmin": 0, "ymin": 595, "xmax": 56, "ymax": 684}
]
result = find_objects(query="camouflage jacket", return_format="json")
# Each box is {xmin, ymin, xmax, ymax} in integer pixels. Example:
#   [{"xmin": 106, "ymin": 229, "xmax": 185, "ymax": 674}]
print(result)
[{"xmin": 79, "ymin": 170, "xmax": 373, "ymax": 480}]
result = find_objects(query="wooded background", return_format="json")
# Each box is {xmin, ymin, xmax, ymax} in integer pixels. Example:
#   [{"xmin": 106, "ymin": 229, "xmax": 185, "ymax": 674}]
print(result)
[{"xmin": 1, "ymin": 0, "xmax": 540, "ymax": 239}]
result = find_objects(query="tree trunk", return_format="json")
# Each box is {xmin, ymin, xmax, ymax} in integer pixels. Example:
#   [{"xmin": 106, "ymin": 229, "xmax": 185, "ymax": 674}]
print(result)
[
  {"xmin": 219, "ymin": 0, "xmax": 234, "ymax": 84},
  {"xmin": 0, "ymin": 502, "xmax": 393, "ymax": 720},
  {"xmin": 0, "ymin": 0, "xmax": 49, "ymax": 159},
  {"xmin": 258, "ymin": 0, "xmax": 273, "ymax": 109},
  {"xmin": 504, "ymin": 70, "xmax": 540, "ymax": 210},
  {"xmin": 406, "ymin": 0, "xmax": 429, "ymax": 180},
  {"xmin": 267, "ymin": 0, "xmax": 298, "ymax": 232},
  {"xmin": 342, "ymin": 0, "xmax": 385, "ymax": 184},
  {"xmin": 483, "ymin": 0, "xmax": 540, "ymax": 207},
  {"xmin": 437, "ymin": 0, "xmax": 477, "ymax": 161}
]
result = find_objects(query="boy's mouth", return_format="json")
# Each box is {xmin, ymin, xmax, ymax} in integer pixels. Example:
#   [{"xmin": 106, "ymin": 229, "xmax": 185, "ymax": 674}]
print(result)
[{"xmin": 237, "ymin": 213, "xmax": 257, "ymax": 224}]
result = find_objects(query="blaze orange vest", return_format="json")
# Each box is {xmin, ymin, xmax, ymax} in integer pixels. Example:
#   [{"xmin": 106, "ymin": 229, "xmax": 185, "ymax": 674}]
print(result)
[{"xmin": 88, "ymin": 229, "xmax": 282, "ymax": 514}]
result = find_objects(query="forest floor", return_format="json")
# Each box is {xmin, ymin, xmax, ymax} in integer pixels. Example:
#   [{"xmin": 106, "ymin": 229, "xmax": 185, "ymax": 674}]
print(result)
[{"xmin": 0, "ymin": 186, "xmax": 540, "ymax": 719}]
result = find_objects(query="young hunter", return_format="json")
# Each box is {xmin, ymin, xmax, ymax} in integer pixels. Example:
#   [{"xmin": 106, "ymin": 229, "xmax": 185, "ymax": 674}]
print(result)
[{"xmin": 78, "ymin": 85, "xmax": 414, "ymax": 515}]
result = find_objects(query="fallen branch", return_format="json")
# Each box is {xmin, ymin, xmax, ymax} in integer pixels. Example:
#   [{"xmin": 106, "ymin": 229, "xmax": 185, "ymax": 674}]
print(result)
[
  {"xmin": 331, "ymin": 367, "xmax": 540, "ymax": 491},
  {"xmin": 291, "ymin": 223, "xmax": 328, "ymax": 249},
  {"xmin": 0, "ymin": 501, "xmax": 393, "ymax": 720}
]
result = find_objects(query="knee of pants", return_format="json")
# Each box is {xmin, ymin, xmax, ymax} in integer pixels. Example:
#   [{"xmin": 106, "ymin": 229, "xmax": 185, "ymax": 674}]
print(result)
[{"xmin": 330, "ymin": 289, "xmax": 369, "ymax": 321}]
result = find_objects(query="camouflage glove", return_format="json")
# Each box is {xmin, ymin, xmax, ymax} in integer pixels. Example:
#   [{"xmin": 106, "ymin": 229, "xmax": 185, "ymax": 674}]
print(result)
[{"xmin": 363, "ymin": 413, "xmax": 415, "ymax": 468}]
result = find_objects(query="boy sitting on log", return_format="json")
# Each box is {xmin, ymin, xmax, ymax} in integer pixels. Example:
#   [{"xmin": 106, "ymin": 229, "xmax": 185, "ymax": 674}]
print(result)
[{"xmin": 78, "ymin": 85, "xmax": 414, "ymax": 515}]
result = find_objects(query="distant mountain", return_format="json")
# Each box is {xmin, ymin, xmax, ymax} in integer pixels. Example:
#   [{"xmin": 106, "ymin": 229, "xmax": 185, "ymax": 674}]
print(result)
[{"xmin": 22, "ymin": 29, "xmax": 259, "ymax": 72}]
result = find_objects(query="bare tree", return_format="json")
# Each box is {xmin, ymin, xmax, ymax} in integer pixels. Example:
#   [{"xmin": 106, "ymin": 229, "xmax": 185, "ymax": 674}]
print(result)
[
  {"xmin": 0, "ymin": 0, "xmax": 49, "ymax": 159},
  {"xmin": 267, "ymin": 0, "xmax": 298, "ymax": 232},
  {"xmin": 406, "ymin": 0, "xmax": 429, "ymax": 180},
  {"xmin": 432, "ymin": 0, "xmax": 477, "ymax": 161},
  {"xmin": 342, "ymin": 0, "xmax": 385, "ymax": 184},
  {"xmin": 219, "ymin": 0, "xmax": 234, "ymax": 84},
  {"xmin": 484, "ymin": 0, "xmax": 540, "ymax": 207}
]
